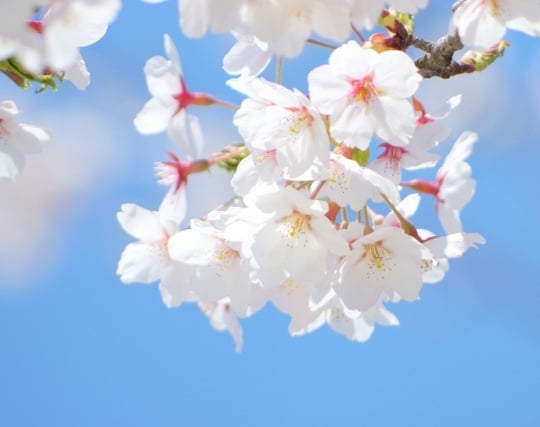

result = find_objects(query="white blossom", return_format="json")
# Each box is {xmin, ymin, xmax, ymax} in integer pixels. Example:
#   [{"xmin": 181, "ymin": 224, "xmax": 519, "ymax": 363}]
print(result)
[
  {"xmin": 451, "ymin": 0, "xmax": 540, "ymax": 49},
  {"xmin": 308, "ymin": 41, "xmax": 421, "ymax": 150},
  {"xmin": 337, "ymin": 225, "xmax": 434, "ymax": 311},
  {"xmin": 134, "ymin": 33, "xmax": 204, "ymax": 158}
]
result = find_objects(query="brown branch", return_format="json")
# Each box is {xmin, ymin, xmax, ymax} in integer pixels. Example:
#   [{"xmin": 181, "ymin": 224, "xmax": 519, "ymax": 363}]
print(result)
[{"xmin": 412, "ymin": 34, "xmax": 474, "ymax": 79}]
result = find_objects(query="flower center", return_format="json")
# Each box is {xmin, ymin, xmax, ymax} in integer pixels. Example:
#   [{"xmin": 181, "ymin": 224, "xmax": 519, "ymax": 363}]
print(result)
[
  {"xmin": 278, "ymin": 211, "xmax": 311, "ymax": 247},
  {"xmin": 286, "ymin": 107, "xmax": 312, "ymax": 136},
  {"xmin": 350, "ymin": 75, "xmax": 378, "ymax": 103},
  {"xmin": 360, "ymin": 241, "xmax": 395, "ymax": 280}
]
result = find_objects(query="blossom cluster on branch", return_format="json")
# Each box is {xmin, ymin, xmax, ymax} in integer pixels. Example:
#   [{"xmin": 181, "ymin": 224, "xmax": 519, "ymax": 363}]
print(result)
[{"xmin": 2, "ymin": 0, "xmax": 540, "ymax": 351}]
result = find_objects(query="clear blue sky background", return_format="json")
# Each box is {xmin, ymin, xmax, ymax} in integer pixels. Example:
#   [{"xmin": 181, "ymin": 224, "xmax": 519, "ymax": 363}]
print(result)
[{"xmin": 1, "ymin": 2, "xmax": 539, "ymax": 426}]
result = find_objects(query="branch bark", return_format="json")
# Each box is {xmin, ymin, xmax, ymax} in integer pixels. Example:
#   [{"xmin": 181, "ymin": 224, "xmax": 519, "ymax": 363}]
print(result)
[{"xmin": 412, "ymin": 34, "xmax": 474, "ymax": 79}]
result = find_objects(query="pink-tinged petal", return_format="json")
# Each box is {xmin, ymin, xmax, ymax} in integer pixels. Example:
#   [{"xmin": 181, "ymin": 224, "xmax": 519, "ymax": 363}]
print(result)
[
  {"xmin": 0, "ymin": 144, "xmax": 24, "ymax": 181},
  {"xmin": 163, "ymin": 33, "xmax": 183, "ymax": 75},
  {"xmin": 312, "ymin": 1, "xmax": 350, "ymax": 42},
  {"xmin": 168, "ymin": 229, "xmax": 216, "ymax": 265},
  {"xmin": 311, "ymin": 216, "xmax": 350, "ymax": 256},
  {"xmin": 229, "ymin": 278, "xmax": 268, "ymax": 318},
  {"xmin": 440, "ymin": 131, "xmax": 477, "ymax": 175},
  {"xmin": 144, "ymin": 56, "xmax": 181, "ymax": 101},
  {"xmin": 63, "ymin": 55, "xmax": 91, "ymax": 90},
  {"xmin": 452, "ymin": 1, "xmax": 507, "ymax": 49},
  {"xmin": 43, "ymin": 28, "xmax": 80, "ymax": 70},
  {"xmin": 7, "ymin": 123, "xmax": 49, "ymax": 153},
  {"xmin": 116, "ymin": 242, "xmax": 164, "ymax": 284},
  {"xmin": 134, "ymin": 98, "xmax": 174, "ymax": 134},
  {"xmin": 349, "ymin": 0, "xmax": 386, "ymax": 29},
  {"xmin": 383, "ymin": 193, "xmax": 420, "ymax": 226},
  {"xmin": 159, "ymin": 262, "xmax": 195, "ymax": 308},
  {"xmin": 167, "ymin": 111, "xmax": 204, "ymax": 159},
  {"xmin": 179, "ymin": 0, "xmax": 211, "ymax": 38},
  {"xmin": 425, "ymin": 232, "xmax": 486, "ymax": 259},
  {"xmin": 373, "ymin": 50, "xmax": 421, "ymax": 97},
  {"xmin": 223, "ymin": 37, "xmax": 272, "ymax": 77},
  {"xmin": 338, "ymin": 258, "xmax": 385, "ymax": 311},
  {"xmin": 329, "ymin": 41, "xmax": 378, "ymax": 77},
  {"xmin": 371, "ymin": 96, "xmax": 415, "ymax": 146},
  {"xmin": 159, "ymin": 185, "xmax": 186, "ymax": 224},
  {"xmin": 331, "ymin": 103, "xmax": 373, "ymax": 149},
  {"xmin": 117, "ymin": 203, "xmax": 166, "ymax": 241},
  {"xmin": 506, "ymin": 0, "xmax": 540, "ymax": 36},
  {"xmin": 308, "ymin": 65, "xmax": 350, "ymax": 114},
  {"xmin": 269, "ymin": 16, "xmax": 311, "ymax": 57},
  {"xmin": 437, "ymin": 205, "xmax": 462, "ymax": 234}
]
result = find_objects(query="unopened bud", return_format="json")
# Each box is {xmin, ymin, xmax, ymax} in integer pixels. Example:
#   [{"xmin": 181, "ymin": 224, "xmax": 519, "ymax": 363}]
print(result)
[{"xmin": 461, "ymin": 40, "xmax": 509, "ymax": 72}]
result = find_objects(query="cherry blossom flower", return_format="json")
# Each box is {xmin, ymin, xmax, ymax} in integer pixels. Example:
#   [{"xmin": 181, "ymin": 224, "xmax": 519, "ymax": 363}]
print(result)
[
  {"xmin": 371, "ymin": 95, "xmax": 461, "ymax": 183},
  {"xmin": 451, "ymin": 0, "xmax": 540, "ymax": 49},
  {"xmin": 336, "ymin": 224, "xmax": 434, "ymax": 311},
  {"xmin": 6, "ymin": 0, "xmax": 120, "ymax": 77},
  {"xmin": 154, "ymin": 152, "xmax": 209, "ymax": 223},
  {"xmin": 134, "ymin": 33, "xmax": 213, "ymax": 158},
  {"xmin": 319, "ymin": 152, "xmax": 400, "ymax": 210},
  {"xmin": 0, "ymin": 100, "xmax": 49, "ymax": 181},
  {"xmin": 227, "ymin": 185, "xmax": 349, "ymax": 288},
  {"xmin": 116, "ymin": 203, "xmax": 193, "ymax": 306},
  {"xmin": 168, "ymin": 210, "xmax": 267, "ymax": 317},
  {"xmin": 40, "ymin": 0, "xmax": 121, "ymax": 71},
  {"xmin": 230, "ymin": 150, "xmax": 283, "ymax": 197},
  {"xmin": 0, "ymin": 1, "xmax": 46, "ymax": 61},
  {"xmin": 402, "ymin": 131, "xmax": 477, "ymax": 234},
  {"xmin": 117, "ymin": 1, "xmax": 493, "ymax": 349},
  {"xmin": 230, "ymin": 77, "xmax": 330, "ymax": 180},
  {"xmin": 308, "ymin": 40, "xmax": 421, "ymax": 150}
]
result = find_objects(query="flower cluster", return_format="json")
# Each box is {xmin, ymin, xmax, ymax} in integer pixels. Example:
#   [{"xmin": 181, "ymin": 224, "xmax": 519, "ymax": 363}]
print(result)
[
  {"xmin": 117, "ymin": 0, "xmax": 539, "ymax": 350},
  {"xmin": 3, "ymin": 1, "xmax": 539, "ymax": 351}
]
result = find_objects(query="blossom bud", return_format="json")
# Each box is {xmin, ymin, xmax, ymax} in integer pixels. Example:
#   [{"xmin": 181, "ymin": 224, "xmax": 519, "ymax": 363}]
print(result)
[{"xmin": 461, "ymin": 41, "xmax": 510, "ymax": 72}]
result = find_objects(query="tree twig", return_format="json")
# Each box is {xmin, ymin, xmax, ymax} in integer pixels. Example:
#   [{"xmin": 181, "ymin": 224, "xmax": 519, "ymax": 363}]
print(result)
[{"xmin": 412, "ymin": 34, "xmax": 474, "ymax": 79}]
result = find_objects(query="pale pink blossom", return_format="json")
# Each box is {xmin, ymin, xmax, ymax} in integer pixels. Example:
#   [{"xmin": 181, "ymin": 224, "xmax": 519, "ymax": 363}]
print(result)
[
  {"xmin": 227, "ymin": 186, "xmax": 349, "ymax": 288},
  {"xmin": 371, "ymin": 95, "xmax": 461, "ymax": 183},
  {"xmin": 116, "ymin": 203, "xmax": 194, "ymax": 306},
  {"xmin": 402, "ymin": 131, "xmax": 478, "ymax": 234},
  {"xmin": 308, "ymin": 41, "xmax": 421, "ymax": 150},
  {"xmin": 230, "ymin": 77, "xmax": 330, "ymax": 180},
  {"xmin": 336, "ymin": 225, "xmax": 434, "ymax": 311},
  {"xmin": 134, "ymin": 34, "xmax": 208, "ymax": 158},
  {"xmin": 451, "ymin": 0, "xmax": 540, "ymax": 49}
]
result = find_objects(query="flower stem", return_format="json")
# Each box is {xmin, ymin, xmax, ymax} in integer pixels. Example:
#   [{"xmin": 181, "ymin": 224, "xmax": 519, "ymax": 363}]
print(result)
[
  {"xmin": 275, "ymin": 56, "xmax": 284, "ymax": 85},
  {"xmin": 306, "ymin": 38, "xmax": 338, "ymax": 50}
]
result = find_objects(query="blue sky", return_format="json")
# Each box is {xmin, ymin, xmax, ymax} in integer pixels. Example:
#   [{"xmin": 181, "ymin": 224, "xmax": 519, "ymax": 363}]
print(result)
[{"xmin": 1, "ymin": 2, "xmax": 539, "ymax": 426}]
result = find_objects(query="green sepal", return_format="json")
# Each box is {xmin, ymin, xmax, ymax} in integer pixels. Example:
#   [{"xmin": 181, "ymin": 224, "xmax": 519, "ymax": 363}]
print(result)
[
  {"xmin": 352, "ymin": 148, "xmax": 370, "ymax": 167},
  {"xmin": 0, "ymin": 57, "xmax": 63, "ymax": 93},
  {"xmin": 214, "ymin": 143, "xmax": 250, "ymax": 173},
  {"xmin": 461, "ymin": 41, "xmax": 509, "ymax": 72}
]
